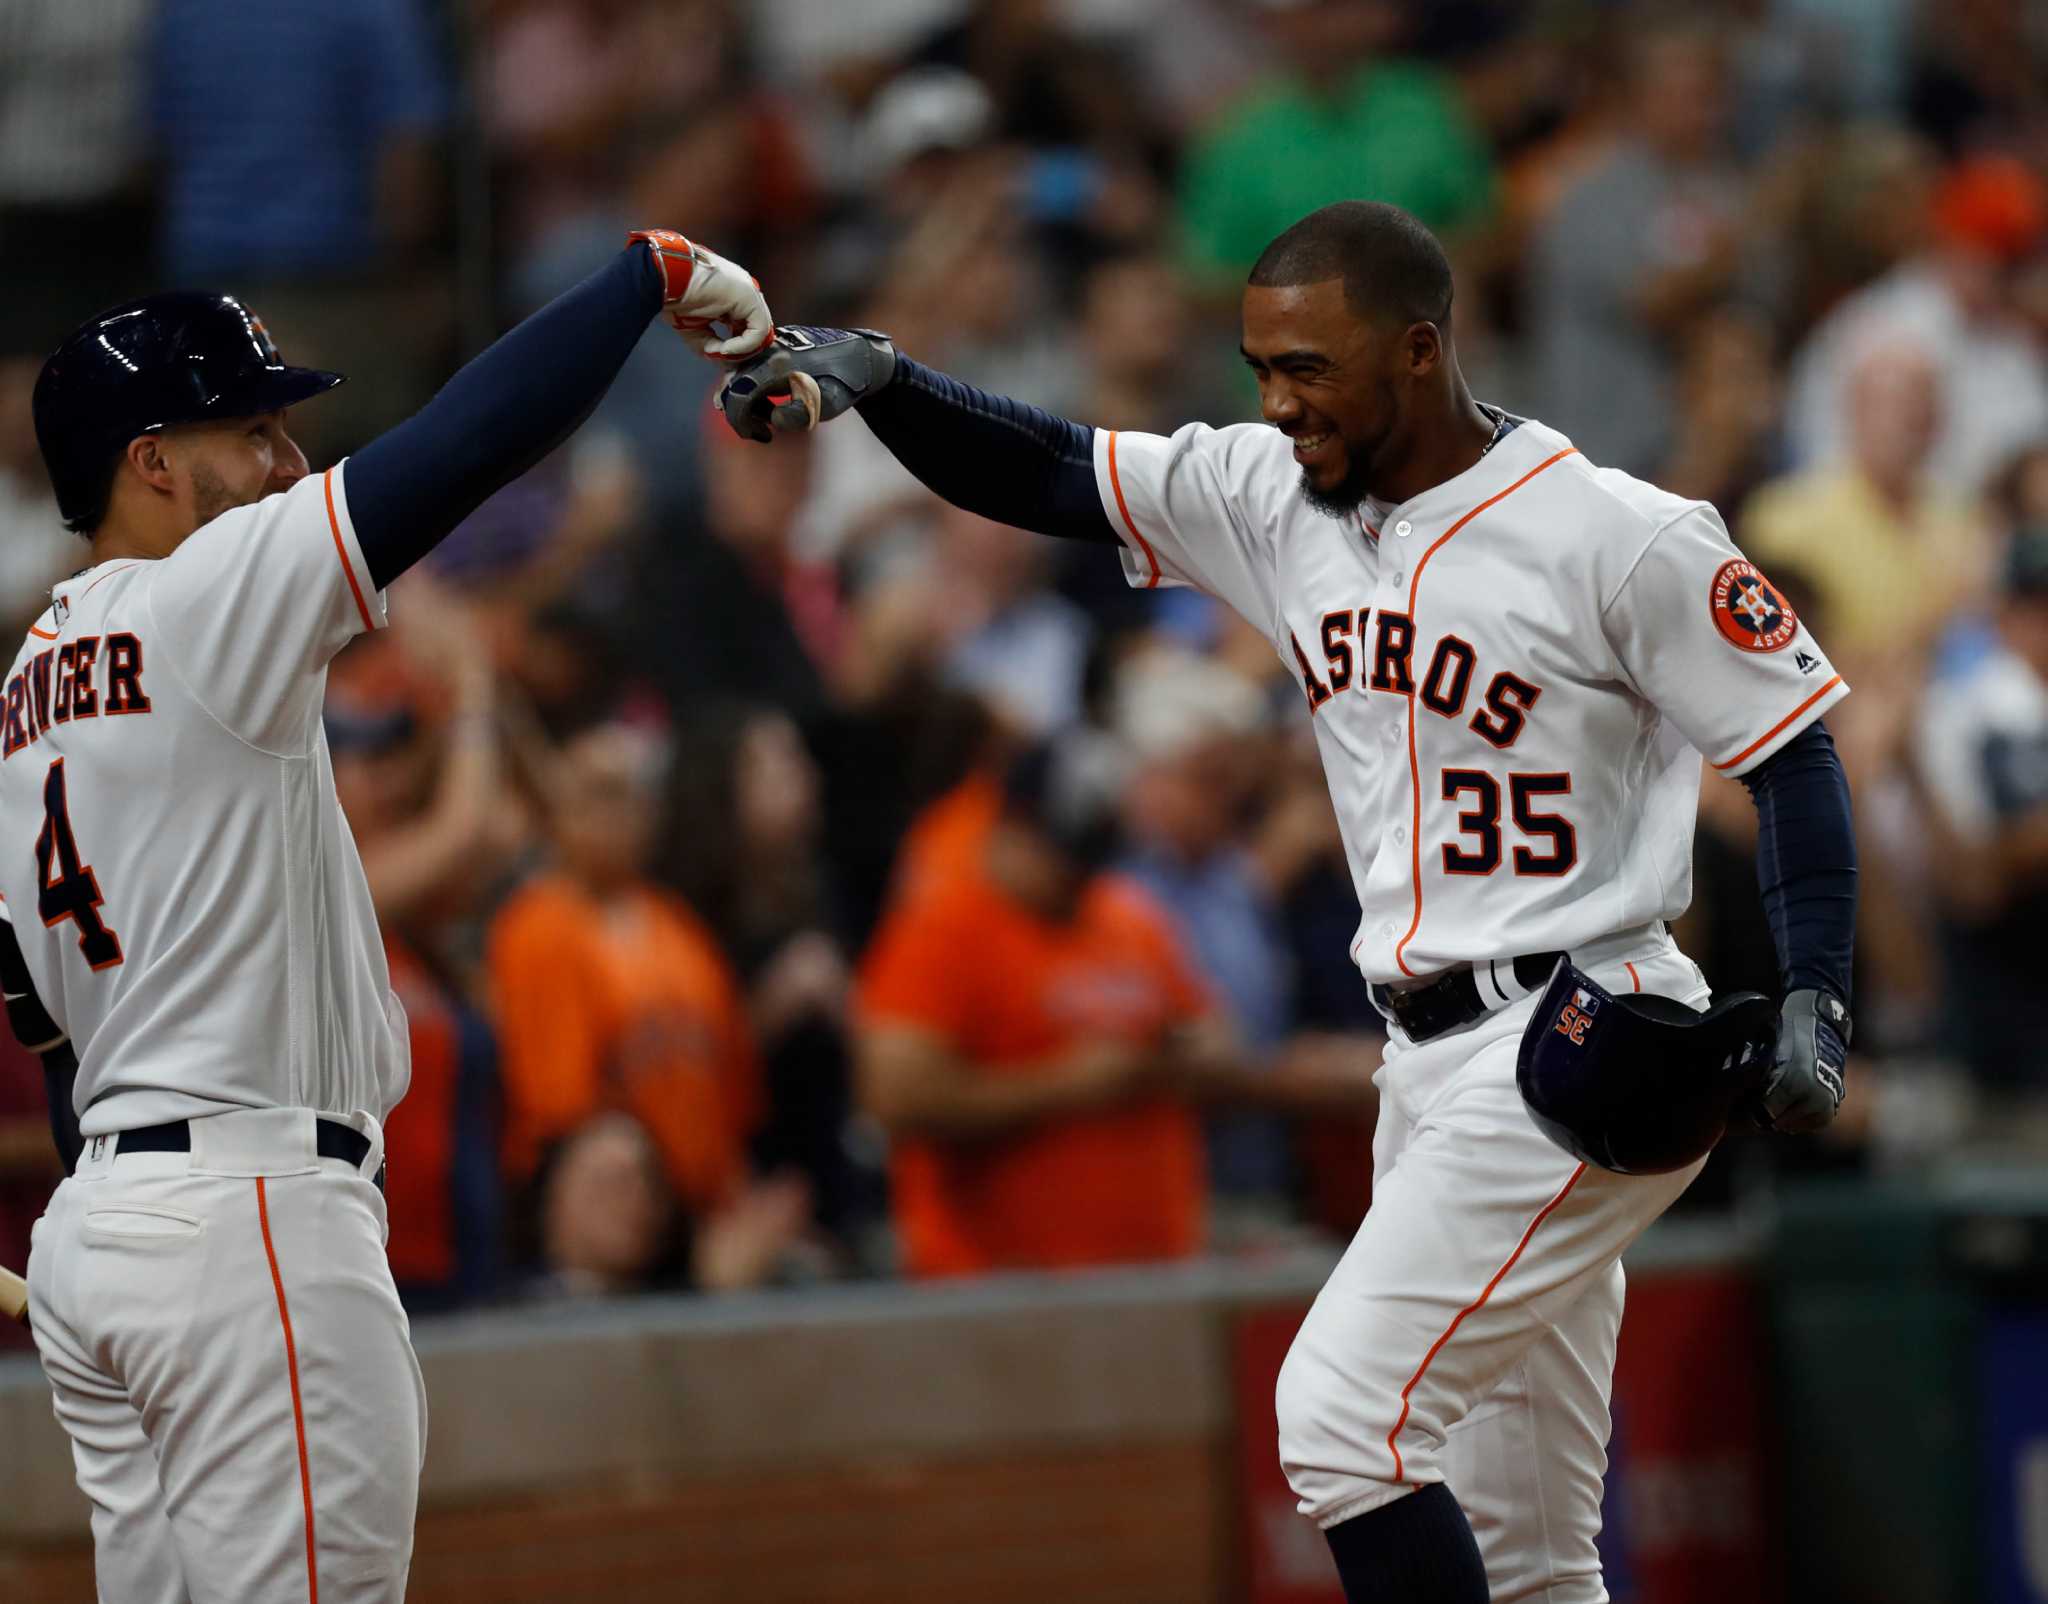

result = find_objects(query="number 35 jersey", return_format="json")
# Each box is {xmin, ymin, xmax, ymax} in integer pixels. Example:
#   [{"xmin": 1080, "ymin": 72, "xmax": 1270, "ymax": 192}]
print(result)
[
  {"xmin": 0, "ymin": 464, "xmax": 409, "ymax": 1134},
  {"xmin": 1095, "ymin": 415, "xmax": 1849, "ymax": 985}
]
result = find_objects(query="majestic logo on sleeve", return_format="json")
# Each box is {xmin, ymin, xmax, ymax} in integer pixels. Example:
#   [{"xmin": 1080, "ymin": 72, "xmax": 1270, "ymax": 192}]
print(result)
[{"xmin": 1709, "ymin": 559, "xmax": 1798, "ymax": 653}]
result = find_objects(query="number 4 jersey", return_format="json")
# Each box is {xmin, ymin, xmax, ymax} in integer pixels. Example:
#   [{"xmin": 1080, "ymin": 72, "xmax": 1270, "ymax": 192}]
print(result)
[
  {"xmin": 1095, "ymin": 414, "xmax": 1849, "ymax": 984},
  {"xmin": 0, "ymin": 465, "xmax": 409, "ymax": 1134}
]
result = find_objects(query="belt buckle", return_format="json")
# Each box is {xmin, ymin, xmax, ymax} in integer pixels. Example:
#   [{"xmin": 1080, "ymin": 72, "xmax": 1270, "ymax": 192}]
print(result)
[
  {"xmin": 1378, "ymin": 978, "xmax": 1434, "ymax": 1039},
  {"xmin": 1384, "ymin": 987, "xmax": 1423, "ymax": 1034}
]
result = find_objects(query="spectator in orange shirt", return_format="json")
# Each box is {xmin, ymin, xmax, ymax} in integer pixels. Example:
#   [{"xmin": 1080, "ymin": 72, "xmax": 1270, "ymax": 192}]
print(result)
[
  {"xmin": 891, "ymin": 763, "xmax": 1002, "ymax": 905},
  {"xmin": 857, "ymin": 735, "xmax": 1228, "ymax": 1278},
  {"xmin": 489, "ymin": 721, "xmax": 809, "ymax": 1289}
]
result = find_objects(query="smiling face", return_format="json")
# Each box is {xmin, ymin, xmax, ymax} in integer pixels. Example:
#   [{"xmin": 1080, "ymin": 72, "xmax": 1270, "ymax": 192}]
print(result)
[
  {"xmin": 1241, "ymin": 278, "xmax": 1438, "ymax": 516},
  {"xmin": 132, "ymin": 410, "xmax": 309, "ymax": 541}
]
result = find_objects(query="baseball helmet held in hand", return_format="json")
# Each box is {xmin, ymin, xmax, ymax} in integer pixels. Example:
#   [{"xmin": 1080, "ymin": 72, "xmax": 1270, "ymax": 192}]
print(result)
[
  {"xmin": 33, "ymin": 292, "xmax": 344, "ymax": 531},
  {"xmin": 1517, "ymin": 959, "xmax": 1779, "ymax": 1175}
]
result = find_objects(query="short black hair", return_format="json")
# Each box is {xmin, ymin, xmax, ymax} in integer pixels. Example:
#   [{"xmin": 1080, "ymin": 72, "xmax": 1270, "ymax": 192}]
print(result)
[
  {"xmin": 66, "ymin": 452, "xmax": 122, "ymax": 538},
  {"xmin": 1248, "ymin": 201, "xmax": 1454, "ymax": 329}
]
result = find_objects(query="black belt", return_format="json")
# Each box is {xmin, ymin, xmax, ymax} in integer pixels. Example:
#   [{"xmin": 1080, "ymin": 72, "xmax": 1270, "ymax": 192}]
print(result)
[
  {"xmin": 115, "ymin": 1119, "xmax": 385, "ymax": 1192},
  {"xmin": 1369, "ymin": 951, "xmax": 1566, "ymax": 1044}
]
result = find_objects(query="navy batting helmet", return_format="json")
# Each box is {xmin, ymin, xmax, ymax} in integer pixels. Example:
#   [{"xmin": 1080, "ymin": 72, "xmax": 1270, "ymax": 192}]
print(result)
[
  {"xmin": 1516, "ymin": 960, "xmax": 1779, "ymax": 1175},
  {"xmin": 32, "ymin": 292, "xmax": 344, "ymax": 533}
]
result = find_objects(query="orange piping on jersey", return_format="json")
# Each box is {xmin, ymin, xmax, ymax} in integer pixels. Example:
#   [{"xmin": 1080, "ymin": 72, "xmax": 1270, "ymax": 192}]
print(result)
[
  {"xmin": 82, "ymin": 564, "xmax": 139, "ymax": 598},
  {"xmin": 1710, "ymin": 675, "xmax": 1844, "ymax": 772},
  {"xmin": 1625, "ymin": 961, "xmax": 1640, "ymax": 992},
  {"xmin": 1394, "ymin": 447, "xmax": 1579, "ymax": 976},
  {"xmin": 1387, "ymin": 1160, "xmax": 1587, "ymax": 1482},
  {"xmin": 1104, "ymin": 431, "xmax": 1162, "ymax": 589},
  {"xmin": 323, "ymin": 468, "xmax": 376, "ymax": 632},
  {"xmin": 257, "ymin": 1178, "xmax": 320, "ymax": 1603},
  {"xmin": 26, "ymin": 623, "xmax": 57, "ymax": 641}
]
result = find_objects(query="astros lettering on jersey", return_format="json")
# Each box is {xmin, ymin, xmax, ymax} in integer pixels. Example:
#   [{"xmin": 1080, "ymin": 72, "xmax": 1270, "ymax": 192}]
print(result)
[{"xmin": 1095, "ymin": 414, "xmax": 1846, "ymax": 981}]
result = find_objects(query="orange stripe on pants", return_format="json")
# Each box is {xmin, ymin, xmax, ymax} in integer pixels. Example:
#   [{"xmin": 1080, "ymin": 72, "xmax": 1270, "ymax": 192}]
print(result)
[
  {"xmin": 257, "ymin": 1177, "xmax": 319, "ymax": 1603},
  {"xmin": 1385, "ymin": 1162, "xmax": 1588, "ymax": 1480}
]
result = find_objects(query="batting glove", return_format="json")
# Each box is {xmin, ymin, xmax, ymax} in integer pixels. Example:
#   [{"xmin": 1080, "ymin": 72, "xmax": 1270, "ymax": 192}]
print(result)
[
  {"xmin": 1753, "ymin": 989, "xmax": 1851, "ymax": 1134},
  {"xmin": 628, "ymin": 229, "xmax": 774, "ymax": 360},
  {"xmin": 717, "ymin": 326, "xmax": 898, "ymax": 443}
]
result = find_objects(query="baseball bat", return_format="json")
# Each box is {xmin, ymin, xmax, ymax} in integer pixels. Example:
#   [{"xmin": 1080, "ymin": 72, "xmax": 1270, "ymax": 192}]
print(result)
[
  {"xmin": 0, "ymin": 1264, "xmax": 27, "ymax": 1326},
  {"xmin": 784, "ymin": 370, "xmax": 822, "ymax": 432}
]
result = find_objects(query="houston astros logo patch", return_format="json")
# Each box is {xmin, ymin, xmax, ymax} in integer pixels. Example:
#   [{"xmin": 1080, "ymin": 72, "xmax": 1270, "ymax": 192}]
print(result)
[{"xmin": 1709, "ymin": 559, "xmax": 1797, "ymax": 653}]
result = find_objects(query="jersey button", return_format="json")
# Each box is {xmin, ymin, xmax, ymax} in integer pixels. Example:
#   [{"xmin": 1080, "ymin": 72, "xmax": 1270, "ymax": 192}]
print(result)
[
  {"xmin": 1394, "ymin": 825, "xmax": 1407, "ymax": 845},
  {"xmin": 1390, "ymin": 569, "xmax": 1405, "ymax": 587},
  {"xmin": 1395, "ymin": 520, "xmax": 1413, "ymax": 538}
]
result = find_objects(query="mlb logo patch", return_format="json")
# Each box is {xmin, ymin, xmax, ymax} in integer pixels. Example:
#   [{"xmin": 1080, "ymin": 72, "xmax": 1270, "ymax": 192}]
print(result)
[
  {"xmin": 1571, "ymin": 987, "xmax": 1602, "ymax": 1016},
  {"xmin": 53, "ymin": 594, "xmax": 70, "ymax": 626}
]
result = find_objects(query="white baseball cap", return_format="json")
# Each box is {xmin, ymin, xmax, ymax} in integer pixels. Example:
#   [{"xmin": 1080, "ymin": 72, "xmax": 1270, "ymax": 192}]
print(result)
[
  {"xmin": 863, "ymin": 67, "xmax": 996, "ymax": 175},
  {"xmin": 1113, "ymin": 647, "xmax": 1268, "ymax": 762}
]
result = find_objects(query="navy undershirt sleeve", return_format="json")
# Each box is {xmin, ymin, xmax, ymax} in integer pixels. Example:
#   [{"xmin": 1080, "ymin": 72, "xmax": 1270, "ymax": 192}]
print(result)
[
  {"xmin": 855, "ymin": 356, "xmax": 1117, "ymax": 544},
  {"xmin": 44, "ymin": 1045, "xmax": 82, "ymax": 1174},
  {"xmin": 1740, "ymin": 719, "xmax": 1858, "ymax": 1004},
  {"xmin": 348, "ymin": 244, "xmax": 666, "ymax": 590}
]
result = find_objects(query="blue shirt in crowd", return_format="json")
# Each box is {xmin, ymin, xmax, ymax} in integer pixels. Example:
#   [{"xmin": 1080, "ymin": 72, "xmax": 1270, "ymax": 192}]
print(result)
[
  {"xmin": 1122, "ymin": 846, "xmax": 1294, "ymax": 1201},
  {"xmin": 150, "ymin": 0, "xmax": 446, "ymax": 280}
]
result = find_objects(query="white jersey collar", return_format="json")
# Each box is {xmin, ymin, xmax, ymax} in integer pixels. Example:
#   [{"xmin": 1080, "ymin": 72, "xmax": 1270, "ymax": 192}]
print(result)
[
  {"xmin": 1378, "ymin": 416, "xmax": 1575, "ymax": 531},
  {"xmin": 52, "ymin": 559, "xmax": 123, "ymax": 605}
]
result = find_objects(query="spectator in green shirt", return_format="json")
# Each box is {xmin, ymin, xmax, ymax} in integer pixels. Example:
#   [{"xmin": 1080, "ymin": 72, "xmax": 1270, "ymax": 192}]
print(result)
[{"xmin": 1175, "ymin": 0, "xmax": 1498, "ymax": 292}]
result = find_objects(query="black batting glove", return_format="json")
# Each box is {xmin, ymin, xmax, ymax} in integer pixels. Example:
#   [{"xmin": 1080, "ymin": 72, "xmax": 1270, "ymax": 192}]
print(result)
[
  {"xmin": 1753, "ymin": 989, "xmax": 1851, "ymax": 1134},
  {"xmin": 717, "ymin": 325, "xmax": 898, "ymax": 443}
]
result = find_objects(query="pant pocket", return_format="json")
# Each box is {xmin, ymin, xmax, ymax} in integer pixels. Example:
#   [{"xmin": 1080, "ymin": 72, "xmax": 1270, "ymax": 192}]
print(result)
[{"xmin": 83, "ymin": 1206, "xmax": 204, "ymax": 1240}]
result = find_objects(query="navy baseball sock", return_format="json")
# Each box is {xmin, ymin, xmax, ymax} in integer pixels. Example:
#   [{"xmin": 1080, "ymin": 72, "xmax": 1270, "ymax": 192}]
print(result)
[{"xmin": 1323, "ymin": 1483, "xmax": 1490, "ymax": 1603}]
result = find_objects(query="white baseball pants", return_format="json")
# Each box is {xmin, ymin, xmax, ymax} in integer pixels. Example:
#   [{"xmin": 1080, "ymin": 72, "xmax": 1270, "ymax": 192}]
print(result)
[
  {"xmin": 28, "ymin": 1107, "xmax": 425, "ymax": 1603},
  {"xmin": 1277, "ymin": 941, "xmax": 1711, "ymax": 1603}
]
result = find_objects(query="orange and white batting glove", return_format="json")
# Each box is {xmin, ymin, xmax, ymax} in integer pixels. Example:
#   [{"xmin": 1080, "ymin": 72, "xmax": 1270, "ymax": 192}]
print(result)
[{"xmin": 628, "ymin": 229, "xmax": 774, "ymax": 361}]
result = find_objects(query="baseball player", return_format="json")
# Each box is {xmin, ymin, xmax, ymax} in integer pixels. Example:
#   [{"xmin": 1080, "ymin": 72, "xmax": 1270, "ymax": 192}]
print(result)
[
  {"xmin": 6, "ymin": 231, "xmax": 771, "ymax": 1602},
  {"xmin": 720, "ymin": 201, "xmax": 1858, "ymax": 1603}
]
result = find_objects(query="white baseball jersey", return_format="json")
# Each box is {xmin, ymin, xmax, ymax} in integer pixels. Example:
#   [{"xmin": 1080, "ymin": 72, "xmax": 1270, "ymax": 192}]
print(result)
[
  {"xmin": 0, "ymin": 462, "xmax": 408, "ymax": 1134},
  {"xmin": 1095, "ymin": 414, "xmax": 1849, "ymax": 984}
]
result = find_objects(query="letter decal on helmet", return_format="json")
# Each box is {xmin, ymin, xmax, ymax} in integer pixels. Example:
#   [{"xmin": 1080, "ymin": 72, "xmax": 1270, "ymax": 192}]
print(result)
[{"xmin": 1554, "ymin": 999, "xmax": 1596, "ymax": 1045}]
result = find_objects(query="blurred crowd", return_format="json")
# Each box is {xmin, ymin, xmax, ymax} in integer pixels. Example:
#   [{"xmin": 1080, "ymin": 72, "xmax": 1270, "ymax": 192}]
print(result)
[{"xmin": 2, "ymin": 0, "xmax": 2046, "ymax": 1320}]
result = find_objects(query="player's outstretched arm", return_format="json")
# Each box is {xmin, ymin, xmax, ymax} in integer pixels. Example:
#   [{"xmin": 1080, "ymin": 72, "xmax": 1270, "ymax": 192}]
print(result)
[
  {"xmin": 1739, "ymin": 719, "xmax": 1858, "ymax": 1133},
  {"xmin": 347, "ymin": 232, "xmax": 771, "ymax": 591},
  {"xmin": 718, "ymin": 327, "xmax": 1119, "ymax": 545}
]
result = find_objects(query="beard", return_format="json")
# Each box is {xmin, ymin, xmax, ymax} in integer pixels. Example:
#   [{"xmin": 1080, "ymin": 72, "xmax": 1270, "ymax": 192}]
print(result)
[
  {"xmin": 1295, "ymin": 388, "xmax": 1395, "ymax": 518},
  {"xmin": 1297, "ymin": 453, "xmax": 1378, "ymax": 519},
  {"xmin": 188, "ymin": 462, "xmax": 246, "ymax": 528}
]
